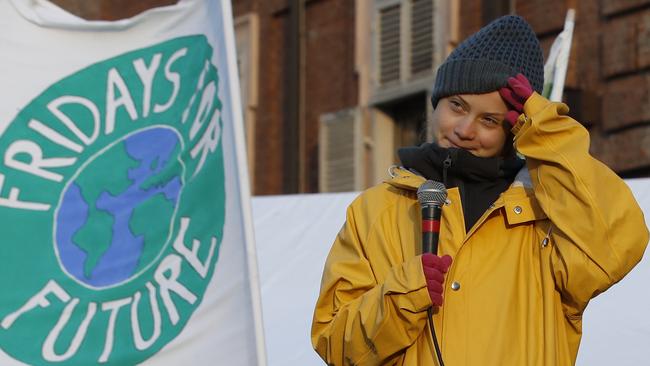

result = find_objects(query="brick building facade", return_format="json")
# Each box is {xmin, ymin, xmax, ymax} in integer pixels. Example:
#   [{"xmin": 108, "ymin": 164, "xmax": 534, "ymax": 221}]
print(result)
[
  {"xmin": 509, "ymin": 0, "xmax": 650, "ymax": 177},
  {"xmin": 234, "ymin": 0, "xmax": 650, "ymax": 194},
  {"xmin": 50, "ymin": 0, "xmax": 178, "ymax": 20},
  {"xmin": 49, "ymin": 0, "xmax": 650, "ymax": 194},
  {"xmin": 232, "ymin": 0, "xmax": 358, "ymax": 194}
]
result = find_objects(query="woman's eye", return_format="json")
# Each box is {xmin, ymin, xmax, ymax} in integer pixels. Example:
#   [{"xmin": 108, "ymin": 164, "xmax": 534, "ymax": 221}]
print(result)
[
  {"xmin": 482, "ymin": 117, "xmax": 499, "ymax": 126},
  {"xmin": 449, "ymin": 100, "xmax": 462, "ymax": 111}
]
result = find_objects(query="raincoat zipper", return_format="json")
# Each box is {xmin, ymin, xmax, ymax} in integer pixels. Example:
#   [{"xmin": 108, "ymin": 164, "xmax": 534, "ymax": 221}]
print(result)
[
  {"xmin": 442, "ymin": 154, "xmax": 452, "ymax": 187},
  {"xmin": 443, "ymin": 149, "xmax": 471, "ymax": 232}
]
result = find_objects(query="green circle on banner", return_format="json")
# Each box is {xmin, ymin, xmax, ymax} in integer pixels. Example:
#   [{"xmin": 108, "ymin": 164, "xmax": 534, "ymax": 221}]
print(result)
[{"xmin": 0, "ymin": 35, "xmax": 226, "ymax": 365}]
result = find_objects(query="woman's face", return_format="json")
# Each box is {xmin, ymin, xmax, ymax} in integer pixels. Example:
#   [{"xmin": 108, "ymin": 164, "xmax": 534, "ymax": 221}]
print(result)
[{"xmin": 434, "ymin": 91, "xmax": 509, "ymax": 158}]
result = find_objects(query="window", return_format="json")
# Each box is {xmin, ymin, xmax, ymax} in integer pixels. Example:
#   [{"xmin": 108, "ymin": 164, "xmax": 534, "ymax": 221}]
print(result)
[
  {"xmin": 375, "ymin": 0, "xmax": 435, "ymax": 86},
  {"xmin": 410, "ymin": 0, "xmax": 434, "ymax": 75},
  {"xmin": 319, "ymin": 108, "xmax": 363, "ymax": 192},
  {"xmin": 379, "ymin": 4, "xmax": 401, "ymax": 85}
]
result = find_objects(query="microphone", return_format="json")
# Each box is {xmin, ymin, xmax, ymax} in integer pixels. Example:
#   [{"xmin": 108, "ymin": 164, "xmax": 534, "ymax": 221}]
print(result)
[
  {"xmin": 417, "ymin": 180, "xmax": 447, "ymax": 254},
  {"xmin": 417, "ymin": 180, "xmax": 448, "ymax": 366}
]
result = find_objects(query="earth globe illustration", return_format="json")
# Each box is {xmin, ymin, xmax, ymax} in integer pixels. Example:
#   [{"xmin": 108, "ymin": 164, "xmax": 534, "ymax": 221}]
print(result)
[{"xmin": 55, "ymin": 127, "xmax": 184, "ymax": 288}]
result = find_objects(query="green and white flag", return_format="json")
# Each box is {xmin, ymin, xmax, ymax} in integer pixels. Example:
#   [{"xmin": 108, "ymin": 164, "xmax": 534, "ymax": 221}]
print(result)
[
  {"xmin": 0, "ymin": 0, "xmax": 264, "ymax": 365},
  {"xmin": 542, "ymin": 9, "xmax": 575, "ymax": 102}
]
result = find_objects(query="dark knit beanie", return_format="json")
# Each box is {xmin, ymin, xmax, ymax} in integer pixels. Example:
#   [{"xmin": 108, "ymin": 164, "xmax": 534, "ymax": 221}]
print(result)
[{"xmin": 431, "ymin": 15, "xmax": 544, "ymax": 108}]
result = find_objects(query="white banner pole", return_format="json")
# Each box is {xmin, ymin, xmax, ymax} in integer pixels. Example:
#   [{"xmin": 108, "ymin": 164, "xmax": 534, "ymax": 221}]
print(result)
[
  {"xmin": 220, "ymin": 0, "xmax": 268, "ymax": 365},
  {"xmin": 549, "ymin": 9, "xmax": 575, "ymax": 102}
]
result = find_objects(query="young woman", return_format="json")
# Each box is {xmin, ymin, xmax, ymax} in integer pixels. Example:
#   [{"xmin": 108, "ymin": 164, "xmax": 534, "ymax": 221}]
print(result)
[{"xmin": 311, "ymin": 15, "xmax": 648, "ymax": 366}]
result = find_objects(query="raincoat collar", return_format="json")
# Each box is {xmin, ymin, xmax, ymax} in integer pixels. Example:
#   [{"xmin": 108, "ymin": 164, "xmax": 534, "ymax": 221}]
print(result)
[{"xmin": 385, "ymin": 166, "xmax": 547, "ymax": 225}]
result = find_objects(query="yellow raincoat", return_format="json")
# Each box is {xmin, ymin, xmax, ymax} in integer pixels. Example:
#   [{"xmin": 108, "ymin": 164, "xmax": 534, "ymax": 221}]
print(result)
[{"xmin": 311, "ymin": 93, "xmax": 648, "ymax": 365}]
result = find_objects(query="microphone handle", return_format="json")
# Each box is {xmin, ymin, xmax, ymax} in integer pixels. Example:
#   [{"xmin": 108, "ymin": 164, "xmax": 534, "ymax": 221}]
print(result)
[
  {"xmin": 422, "ymin": 205, "xmax": 442, "ymax": 254},
  {"xmin": 421, "ymin": 204, "xmax": 446, "ymax": 366}
]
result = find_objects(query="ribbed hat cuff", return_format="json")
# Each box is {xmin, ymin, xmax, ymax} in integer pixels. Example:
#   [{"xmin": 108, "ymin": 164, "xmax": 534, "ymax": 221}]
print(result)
[{"xmin": 430, "ymin": 59, "xmax": 518, "ymax": 108}]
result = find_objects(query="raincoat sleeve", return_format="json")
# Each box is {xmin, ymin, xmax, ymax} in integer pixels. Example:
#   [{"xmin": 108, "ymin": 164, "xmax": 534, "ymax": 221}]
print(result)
[
  {"xmin": 311, "ymin": 194, "xmax": 432, "ymax": 365},
  {"xmin": 513, "ymin": 92, "xmax": 649, "ymax": 317}
]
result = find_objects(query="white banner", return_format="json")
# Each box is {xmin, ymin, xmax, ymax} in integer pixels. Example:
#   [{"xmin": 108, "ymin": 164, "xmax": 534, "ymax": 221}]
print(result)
[{"xmin": 0, "ymin": 0, "xmax": 264, "ymax": 365}]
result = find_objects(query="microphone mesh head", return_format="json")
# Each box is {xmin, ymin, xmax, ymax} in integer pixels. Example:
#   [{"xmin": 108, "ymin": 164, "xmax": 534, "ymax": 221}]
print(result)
[{"xmin": 417, "ymin": 180, "xmax": 447, "ymax": 207}]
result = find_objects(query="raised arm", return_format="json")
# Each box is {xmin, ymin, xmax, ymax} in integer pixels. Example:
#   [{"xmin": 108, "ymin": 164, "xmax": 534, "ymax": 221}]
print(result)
[{"xmin": 513, "ymin": 90, "xmax": 648, "ymax": 316}]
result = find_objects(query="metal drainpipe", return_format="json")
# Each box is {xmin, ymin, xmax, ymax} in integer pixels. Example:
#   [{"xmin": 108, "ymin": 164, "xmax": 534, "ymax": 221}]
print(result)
[
  {"xmin": 284, "ymin": 0, "xmax": 302, "ymax": 193},
  {"xmin": 298, "ymin": 0, "xmax": 307, "ymax": 193}
]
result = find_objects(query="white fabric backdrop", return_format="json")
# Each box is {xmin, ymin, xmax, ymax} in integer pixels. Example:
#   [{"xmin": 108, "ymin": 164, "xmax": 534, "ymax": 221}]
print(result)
[{"xmin": 253, "ymin": 178, "xmax": 650, "ymax": 366}]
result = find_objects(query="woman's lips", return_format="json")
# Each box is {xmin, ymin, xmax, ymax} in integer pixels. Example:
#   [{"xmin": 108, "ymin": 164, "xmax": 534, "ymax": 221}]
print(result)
[
  {"xmin": 443, "ymin": 138, "xmax": 475, "ymax": 152},
  {"xmin": 444, "ymin": 139, "xmax": 462, "ymax": 149}
]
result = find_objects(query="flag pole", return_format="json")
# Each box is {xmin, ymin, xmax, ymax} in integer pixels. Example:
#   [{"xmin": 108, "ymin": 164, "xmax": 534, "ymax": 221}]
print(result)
[
  {"xmin": 543, "ymin": 9, "xmax": 575, "ymax": 102},
  {"xmin": 221, "ymin": 0, "xmax": 268, "ymax": 365}
]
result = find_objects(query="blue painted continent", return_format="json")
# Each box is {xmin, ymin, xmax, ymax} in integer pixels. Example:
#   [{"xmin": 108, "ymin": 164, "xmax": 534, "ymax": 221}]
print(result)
[{"xmin": 56, "ymin": 128, "xmax": 182, "ymax": 287}]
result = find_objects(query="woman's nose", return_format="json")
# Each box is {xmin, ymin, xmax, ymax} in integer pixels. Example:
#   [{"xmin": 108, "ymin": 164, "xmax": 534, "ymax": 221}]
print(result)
[{"xmin": 454, "ymin": 117, "xmax": 475, "ymax": 140}]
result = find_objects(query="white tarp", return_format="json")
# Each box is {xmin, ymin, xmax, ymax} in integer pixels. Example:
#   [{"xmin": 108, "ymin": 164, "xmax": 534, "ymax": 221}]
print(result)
[
  {"xmin": 0, "ymin": 0, "xmax": 264, "ymax": 365},
  {"xmin": 253, "ymin": 178, "xmax": 650, "ymax": 366}
]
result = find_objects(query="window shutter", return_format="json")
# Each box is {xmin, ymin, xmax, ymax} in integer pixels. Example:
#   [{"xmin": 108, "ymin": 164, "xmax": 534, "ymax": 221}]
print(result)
[
  {"xmin": 379, "ymin": 4, "xmax": 401, "ymax": 85},
  {"xmin": 410, "ymin": 0, "xmax": 433, "ymax": 75},
  {"xmin": 319, "ymin": 108, "xmax": 361, "ymax": 192}
]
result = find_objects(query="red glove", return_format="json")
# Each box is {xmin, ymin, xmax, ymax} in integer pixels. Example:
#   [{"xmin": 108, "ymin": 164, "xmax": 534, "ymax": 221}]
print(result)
[
  {"xmin": 499, "ymin": 73, "xmax": 534, "ymax": 127},
  {"xmin": 421, "ymin": 253, "xmax": 453, "ymax": 306}
]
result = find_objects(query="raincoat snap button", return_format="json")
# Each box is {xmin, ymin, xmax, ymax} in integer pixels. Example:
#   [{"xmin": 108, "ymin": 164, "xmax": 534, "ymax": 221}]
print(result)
[
  {"xmin": 451, "ymin": 281, "xmax": 461, "ymax": 291},
  {"xmin": 513, "ymin": 206, "xmax": 522, "ymax": 214}
]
